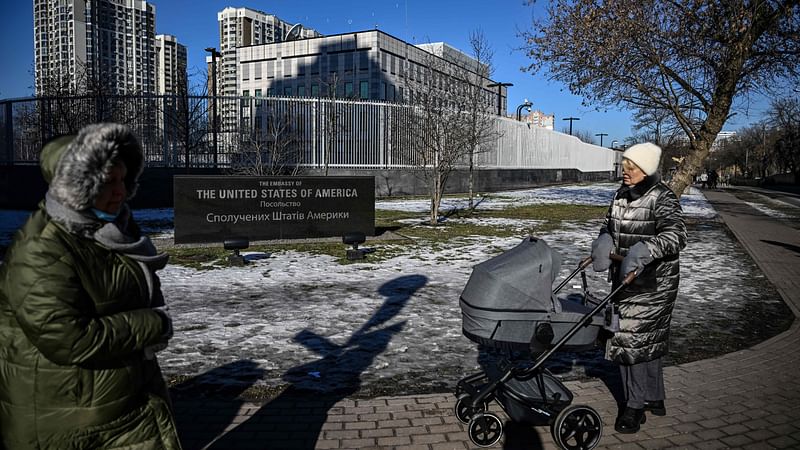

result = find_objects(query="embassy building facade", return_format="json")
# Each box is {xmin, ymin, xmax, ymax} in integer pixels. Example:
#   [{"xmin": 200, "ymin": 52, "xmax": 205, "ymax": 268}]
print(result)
[{"xmin": 235, "ymin": 30, "xmax": 507, "ymax": 112}]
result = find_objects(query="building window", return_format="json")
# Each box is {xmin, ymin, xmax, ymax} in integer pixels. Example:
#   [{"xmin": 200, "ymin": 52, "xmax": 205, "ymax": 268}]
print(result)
[
  {"xmin": 298, "ymin": 85, "xmax": 305, "ymax": 96},
  {"xmin": 380, "ymin": 82, "xmax": 387, "ymax": 100},
  {"xmin": 345, "ymin": 82, "xmax": 353, "ymax": 98},
  {"xmin": 359, "ymin": 81, "xmax": 369, "ymax": 99},
  {"xmin": 255, "ymin": 89, "xmax": 262, "ymax": 105},
  {"xmin": 344, "ymin": 52, "xmax": 354, "ymax": 74},
  {"xmin": 284, "ymin": 86, "xmax": 292, "ymax": 96},
  {"xmin": 311, "ymin": 84, "xmax": 319, "ymax": 97},
  {"xmin": 267, "ymin": 87, "xmax": 274, "ymax": 96}
]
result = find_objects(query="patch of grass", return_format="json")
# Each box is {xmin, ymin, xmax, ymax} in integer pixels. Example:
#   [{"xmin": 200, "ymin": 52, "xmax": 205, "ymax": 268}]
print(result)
[
  {"xmin": 163, "ymin": 203, "xmax": 605, "ymax": 269},
  {"xmin": 477, "ymin": 204, "xmax": 607, "ymax": 222},
  {"xmin": 166, "ymin": 247, "xmax": 228, "ymax": 270},
  {"xmin": 399, "ymin": 221, "xmax": 518, "ymax": 241}
]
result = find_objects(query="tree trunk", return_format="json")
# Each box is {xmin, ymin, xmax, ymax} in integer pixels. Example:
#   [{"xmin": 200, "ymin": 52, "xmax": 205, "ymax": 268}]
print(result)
[
  {"xmin": 430, "ymin": 172, "xmax": 442, "ymax": 226},
  {"xmin": 468, "ymin": 150, "xmax": 475, "ymax": 209},
  {"xmin": 669, "ymin": 51, "xmax": 743, "ymax": 198}
]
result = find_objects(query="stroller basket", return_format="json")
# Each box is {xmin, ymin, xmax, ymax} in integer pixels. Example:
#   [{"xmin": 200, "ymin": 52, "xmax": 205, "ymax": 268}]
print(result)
[{"xmin": 460, "ymin": 236, "xmax": 604, "ymax": 353}]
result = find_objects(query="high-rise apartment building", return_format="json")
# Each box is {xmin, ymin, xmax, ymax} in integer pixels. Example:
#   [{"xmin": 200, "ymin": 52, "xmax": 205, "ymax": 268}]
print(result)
[
  {"xmin": 711, "ymin": 130, "xmax": 737, "ymax": 152},
  {"xmin": 213, "ymin": 7, "xmax": 321, "ymax": 98},
  {"xmin": 523, "ymin": 110, "xmax": 555, "ymax": 130},
  {"xmin": 155, "ymin": 34, "xmax": 187, "ymax": 95},
  {"xmin": 34, "ymin": 0, "xmax": 156, "ymax": 95}
]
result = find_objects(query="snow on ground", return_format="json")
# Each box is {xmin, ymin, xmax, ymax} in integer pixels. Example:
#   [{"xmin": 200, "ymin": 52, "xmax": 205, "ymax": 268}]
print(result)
[
  {"xmin": 0, "ymin": 210, "xmax": 30, "ymax": 247},
  {"xmin": 152, "ymin": 183, "xmax": 789, "ymax": 392},
  {"xmin": 0, "ymin": 183, "xmax": 793, "ymax": 394},
  {"xmin": 743, "ymin": 201, "xmax": 792, "ymax": 219}
]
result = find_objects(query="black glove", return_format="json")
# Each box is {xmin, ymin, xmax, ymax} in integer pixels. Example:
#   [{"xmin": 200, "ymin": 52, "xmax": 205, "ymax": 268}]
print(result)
[
  {"xmin": 621, "ymin": 241, "xmax": 654, "ymax": 276},
  {"xmin": 591, "ymin": 233, "xmax": 614, "ymax": 272}
]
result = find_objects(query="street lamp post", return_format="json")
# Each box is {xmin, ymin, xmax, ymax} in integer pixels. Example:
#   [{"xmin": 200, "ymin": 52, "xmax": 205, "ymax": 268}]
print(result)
[
  {"xmin": 595, "ymin": 133, "xmax": 608, "ymax": 147},
  {"xmin": 516, "ymin": 99, "xmax": 533, "ymax": 121},
  {"xmin": 487, "ymin": 82, "xmax": 513, "ymax": 116},
  {"xmin": 205, "ymin": 47, "xmax": 222, "ymax": 167},
  {"xmin": 563, "ymin": 117, "xmax": 580, "ymax": 135}
]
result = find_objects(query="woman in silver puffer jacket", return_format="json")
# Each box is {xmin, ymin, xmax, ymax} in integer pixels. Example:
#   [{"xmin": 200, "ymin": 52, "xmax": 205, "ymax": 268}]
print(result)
[{"xmin": 590, "ymin": 142, "xmax": 687, "ymax": 434}]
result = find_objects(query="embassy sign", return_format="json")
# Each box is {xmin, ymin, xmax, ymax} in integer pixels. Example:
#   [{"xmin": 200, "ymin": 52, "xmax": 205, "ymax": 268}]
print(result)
[{"xmin": 173, "ymin": 176, "xmax": 375, "ymax": 244}]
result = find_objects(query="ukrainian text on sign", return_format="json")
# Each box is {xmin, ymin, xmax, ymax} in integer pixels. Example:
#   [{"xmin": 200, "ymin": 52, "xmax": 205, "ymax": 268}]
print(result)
[{"xmin": 174, "ymin": 176, "xmax": 374, "ymax": 244}]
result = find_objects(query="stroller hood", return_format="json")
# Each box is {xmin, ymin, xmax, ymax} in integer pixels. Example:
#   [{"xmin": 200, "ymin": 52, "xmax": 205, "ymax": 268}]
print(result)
[{"xmin": 460, "ymin": 236, "xmax": 562, "ymax": 315}]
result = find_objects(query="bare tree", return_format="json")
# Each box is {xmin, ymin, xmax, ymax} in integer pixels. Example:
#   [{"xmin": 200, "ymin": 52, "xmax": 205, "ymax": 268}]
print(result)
[
  {"xmin": 235, "ymin": 100, "xmax": 303, "ymax": 176},
  {"xmin": 407, "ymin": 48, "xmax": 474, "ymax": 225},
  {"xmin": 464, "ymin": 29, "xmax": 502, "ymax": 209},
  {"xmin": 20, "ymin": 62, "xmax": 154, "ymax": 157},
  {"xmin": 319, "ymin": 72, "xmax": 349, "ymax": 176},
  {"xmin": 159, "ymin": 67, "xmax": 212, "ymax": 169},
  {"xmin": 522, "ymin": 0, "xmax": 800, "ymax": 197},
  {"xmin": 709, "ymin": 125, "xmax": 764, "ymax": 177},
  {"xmin": 630, "ymin": 108, "xmax": 680, "ymax": 148},
  {"xmin": 571, "ymin": 129, "xmax": 596, "ymax": 145},
  {"xmin": 768, "ymin": 98, "xmax": 800, "ymax": 178}
]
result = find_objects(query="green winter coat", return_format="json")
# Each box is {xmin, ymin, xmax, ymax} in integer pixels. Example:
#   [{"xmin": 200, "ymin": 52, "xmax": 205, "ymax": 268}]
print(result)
[{"xmin": 0, "ymin": 127, "xmax": 181, "ymax": 449}]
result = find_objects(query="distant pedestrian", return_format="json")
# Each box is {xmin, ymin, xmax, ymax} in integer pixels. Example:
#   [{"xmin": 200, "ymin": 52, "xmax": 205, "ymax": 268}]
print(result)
[
  {"xmin": 0, "ymin": 124, "xmax": 182, "ymax": 449},
  {"xmin": 708, "ymin": 170, "xmax": 718, "ymax": 189},
  {"xmin": 699, "ymin": 171, "xmax": 708, "ymax": 188},
  {"xmin": 590, "ymin": 142, "xmax": 687, "ymax": 434}
]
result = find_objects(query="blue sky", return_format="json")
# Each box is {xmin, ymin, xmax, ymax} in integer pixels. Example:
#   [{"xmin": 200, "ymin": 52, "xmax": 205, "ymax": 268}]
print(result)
[{"xmin": 0, "ymin": 1, "xmax": 771, "ymax": 146}]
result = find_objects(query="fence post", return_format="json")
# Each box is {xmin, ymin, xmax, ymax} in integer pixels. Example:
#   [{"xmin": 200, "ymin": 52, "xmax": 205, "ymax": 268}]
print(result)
[{"xmin": 3, "ymin": 101, "xmax": 13, "ymax": 164}]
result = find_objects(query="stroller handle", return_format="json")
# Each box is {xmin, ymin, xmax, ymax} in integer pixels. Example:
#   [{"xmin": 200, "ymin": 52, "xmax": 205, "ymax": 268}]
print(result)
[{"xmin": 581, "ymin": 254, "xmax": 638, "ymax": 285}]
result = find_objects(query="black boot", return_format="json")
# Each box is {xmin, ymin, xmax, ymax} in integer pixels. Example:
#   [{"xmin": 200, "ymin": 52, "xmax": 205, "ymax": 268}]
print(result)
[
  {"xmin": 644, "ymin": 400, "xmax": 666, "ymax": 416},
  {"xmin": 615, "ymin": 407, "xmax": 646, "ymax": 434}
]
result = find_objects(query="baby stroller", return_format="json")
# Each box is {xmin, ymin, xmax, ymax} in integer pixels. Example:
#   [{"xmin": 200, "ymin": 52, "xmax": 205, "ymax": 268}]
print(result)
[{"xmin": 455, "ymin": 237, "xmax": 635, "ymax": 449}]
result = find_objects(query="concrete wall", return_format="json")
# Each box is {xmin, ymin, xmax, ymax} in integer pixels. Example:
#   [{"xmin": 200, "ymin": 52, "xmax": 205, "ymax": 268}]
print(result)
[
  {"xmin": 0, "ymin": 164, "xmax": 613, "ymax": 210},
  {"xmin": 482, "ymin": 118, "xmax": 620, "ymax": 172}
]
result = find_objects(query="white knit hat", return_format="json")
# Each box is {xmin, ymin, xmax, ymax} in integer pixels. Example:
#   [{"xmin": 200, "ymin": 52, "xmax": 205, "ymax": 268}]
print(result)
[{"xmin": 623, "ymin": 143, "xmax": 662, "ymax": 176}]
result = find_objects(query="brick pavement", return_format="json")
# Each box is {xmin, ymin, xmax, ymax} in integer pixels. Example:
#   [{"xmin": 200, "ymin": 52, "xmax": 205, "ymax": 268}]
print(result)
[{"xmin": 173, "ymin": 187, "xmax": 800, "ymax": 450}]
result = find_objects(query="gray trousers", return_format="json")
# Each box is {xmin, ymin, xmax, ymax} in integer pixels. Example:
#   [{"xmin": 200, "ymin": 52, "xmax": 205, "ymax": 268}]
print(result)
[{"xmin": 619, "ymin": 357, "xmax": 665, "ymax": 409}]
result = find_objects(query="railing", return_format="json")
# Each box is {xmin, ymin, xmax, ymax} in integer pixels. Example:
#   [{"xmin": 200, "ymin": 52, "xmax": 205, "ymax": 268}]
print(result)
[{"xmin": 0, "ymin": 95, "xmax": 618, "ymax": 173}]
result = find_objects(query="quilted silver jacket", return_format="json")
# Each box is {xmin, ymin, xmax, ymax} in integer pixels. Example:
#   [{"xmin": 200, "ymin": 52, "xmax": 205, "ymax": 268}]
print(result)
[{"xmin": 600, "ymin": 176, "xmax": 687, "ymax": 364}]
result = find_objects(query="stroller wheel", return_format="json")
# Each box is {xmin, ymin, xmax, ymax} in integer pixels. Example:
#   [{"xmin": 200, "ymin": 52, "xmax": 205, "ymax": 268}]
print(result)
[
  {"xmin": 551, "ymin": 404, "xmax": 603, "ymax": 450},
  {"xmin": 468, "ymin": 412, "xmax": 503, "ymax": 447},
  {"xmin": 455, "ymin": 394, "xmax": 487, "ymax": 424}
]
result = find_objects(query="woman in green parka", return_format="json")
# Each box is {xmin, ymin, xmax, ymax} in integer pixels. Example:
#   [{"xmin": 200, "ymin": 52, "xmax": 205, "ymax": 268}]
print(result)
[{"xmin": 0, "ymin": 123, "xmax": 182, "ymax": 449}]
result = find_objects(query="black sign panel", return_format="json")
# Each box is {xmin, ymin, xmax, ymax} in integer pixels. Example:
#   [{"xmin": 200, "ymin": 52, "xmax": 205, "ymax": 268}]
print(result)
[{"xmin": 173, "ymin": 176, "xmax": 375, "ymax": 244}]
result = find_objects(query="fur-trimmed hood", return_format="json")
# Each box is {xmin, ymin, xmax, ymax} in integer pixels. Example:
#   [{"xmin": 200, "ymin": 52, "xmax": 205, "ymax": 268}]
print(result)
[{"xmin": 46, "ymin": 123, "xmax": 144, "ymax": 211}]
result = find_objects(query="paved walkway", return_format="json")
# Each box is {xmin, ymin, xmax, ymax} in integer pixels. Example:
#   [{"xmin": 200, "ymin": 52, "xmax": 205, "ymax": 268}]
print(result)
[{"xmin": 173, "ymin": 187, "xmax": 800, "ymax": 450}]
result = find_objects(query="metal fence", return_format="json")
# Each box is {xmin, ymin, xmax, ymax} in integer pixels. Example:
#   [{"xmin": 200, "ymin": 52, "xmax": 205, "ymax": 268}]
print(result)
[{"xmin": 0, "ymin": 95, "xmax": 619, "ymax": 172}]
